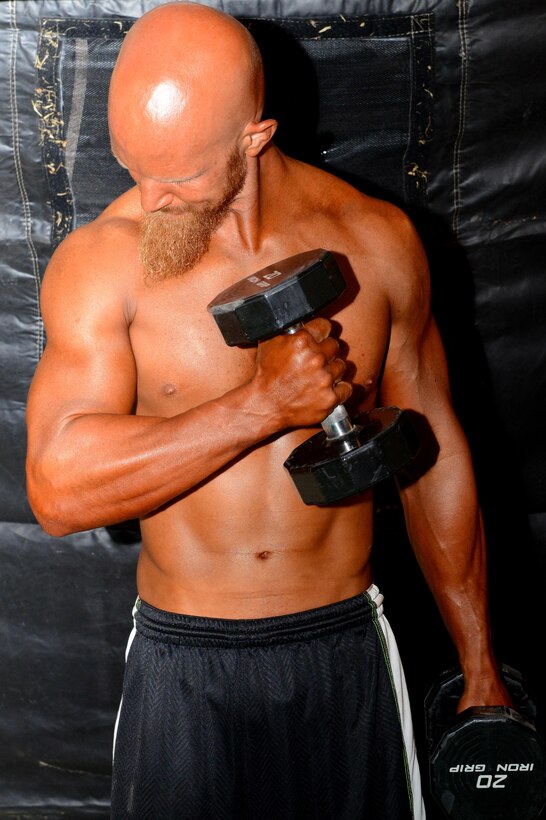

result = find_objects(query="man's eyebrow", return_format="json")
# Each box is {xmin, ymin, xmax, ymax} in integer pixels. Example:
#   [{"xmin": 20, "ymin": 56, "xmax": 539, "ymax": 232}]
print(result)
[
  {"xmin": 135, "ymin": 166, "xmax": 209, "ymax": 185},
  {"xmin": 110, "ymin": 150, "xmax": 207, "ymax": 184},
  {"xmin": 163, "ymin": 169, "xmax": 207, "ymax": 184}
]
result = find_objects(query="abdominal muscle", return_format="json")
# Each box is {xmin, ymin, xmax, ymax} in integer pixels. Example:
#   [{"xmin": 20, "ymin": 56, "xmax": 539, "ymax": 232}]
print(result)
[{"xmin": 136, "ymin": 434, "xmax": 375, "ymax": 618}]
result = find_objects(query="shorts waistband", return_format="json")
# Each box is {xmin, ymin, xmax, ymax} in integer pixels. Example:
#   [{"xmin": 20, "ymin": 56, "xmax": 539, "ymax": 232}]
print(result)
[{"xmin": 134, "ymin": 584, "xmax": 384, "ymax": 648}]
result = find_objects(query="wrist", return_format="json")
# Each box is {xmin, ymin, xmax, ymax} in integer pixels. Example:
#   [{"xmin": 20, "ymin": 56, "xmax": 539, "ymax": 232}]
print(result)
[{"xmin": 221, "ymin": 379, "xmax": 285, "ymax": 443}]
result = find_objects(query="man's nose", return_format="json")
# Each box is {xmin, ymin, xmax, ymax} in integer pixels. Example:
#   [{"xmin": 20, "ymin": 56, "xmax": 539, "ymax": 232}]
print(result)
[{"xmin": 139, "ymin": 179, "xmax": 175, "ymax": 213}]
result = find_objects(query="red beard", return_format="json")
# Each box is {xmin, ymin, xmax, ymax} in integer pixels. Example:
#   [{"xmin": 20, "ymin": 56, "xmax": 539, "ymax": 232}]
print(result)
[{"xmin": 139, "ymin": 147, "xmax": 247, "ymax": 283}]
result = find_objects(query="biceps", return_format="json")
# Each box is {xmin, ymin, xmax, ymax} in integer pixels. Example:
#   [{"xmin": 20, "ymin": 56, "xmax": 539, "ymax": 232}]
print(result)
[
  {"xmin": 380, "ymin": 317, "xmax": 452, "ymax": 412},
  {"xmin": 27, "ymin": 336, "xmax": 137, "ymax": 443}
]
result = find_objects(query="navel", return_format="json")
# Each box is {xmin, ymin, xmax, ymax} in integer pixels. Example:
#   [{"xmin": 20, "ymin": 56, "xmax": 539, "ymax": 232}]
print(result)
[{"xmin": 256, "ymin": 550, "xmax": 272, "ymax": 560}]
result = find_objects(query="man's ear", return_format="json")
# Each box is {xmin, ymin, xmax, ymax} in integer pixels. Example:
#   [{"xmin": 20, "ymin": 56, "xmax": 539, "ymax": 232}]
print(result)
[{"xmin": 243, "ymin": 118, "xmax": 278, "ymax": 156}]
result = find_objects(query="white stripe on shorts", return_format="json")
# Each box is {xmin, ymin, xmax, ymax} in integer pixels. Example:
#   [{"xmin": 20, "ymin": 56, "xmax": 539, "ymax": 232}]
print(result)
[
  {"xmin": 366, "ymin": 583, "xmax": 426, "ymax": 820},
  {"xmin": 112, "ymin": 598, "xmax": 139, "ymax": 759}
]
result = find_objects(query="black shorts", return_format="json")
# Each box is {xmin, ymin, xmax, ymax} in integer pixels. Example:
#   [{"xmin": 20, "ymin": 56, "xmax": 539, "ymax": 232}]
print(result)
[{"xmin": 111, "ymin": 585, "xmax": 424, "ymax": 819}]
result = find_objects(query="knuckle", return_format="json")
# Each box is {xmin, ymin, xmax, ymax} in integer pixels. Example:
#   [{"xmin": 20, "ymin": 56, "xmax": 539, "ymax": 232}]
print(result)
[
  {"xmin": 291, "ymin": 331, "xmax": 310, "ymax": 352},
  {"xmin": 317, "ymin": 371, "xmax": 332, "ymax": 390},
  {"xmin": 310, "ymin": 352, "xmax": 327, "ymax": 371}
]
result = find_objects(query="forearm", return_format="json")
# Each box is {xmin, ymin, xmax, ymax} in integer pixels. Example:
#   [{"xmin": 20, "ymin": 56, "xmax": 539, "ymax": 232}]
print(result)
[
  {"xmin": 28, "ymin": 382, "xmax": 275, "ymax": 535},
  {"xmin": 27, "ymin": 317, "xmax": 349, "ymax": 535},
  {"xmin": 399, "ymin": 440, "xmax": 496, "ymax": 677}
]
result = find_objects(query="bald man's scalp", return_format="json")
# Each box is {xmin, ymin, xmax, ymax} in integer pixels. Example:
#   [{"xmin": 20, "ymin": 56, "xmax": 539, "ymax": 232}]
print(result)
[{"xmin": 109, "ymin": 1, "xmax": 265, "ymax": 137}]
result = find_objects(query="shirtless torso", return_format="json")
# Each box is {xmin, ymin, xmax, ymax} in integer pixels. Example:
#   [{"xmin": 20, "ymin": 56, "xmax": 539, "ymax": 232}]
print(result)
[
  {"xmin": 124, "ymin": 156, "xmax": 392, "ymax": 617},
  {"xmin": 26, "ymin": 2, "xmax": 510, "ymax": 711},
  {"xmin": 28, "ymin": 151, "xmax": 403, "ymax": 616}
]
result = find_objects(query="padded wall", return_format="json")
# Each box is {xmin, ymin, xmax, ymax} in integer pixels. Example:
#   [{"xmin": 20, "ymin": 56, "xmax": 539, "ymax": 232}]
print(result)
[{"xmin": 1, "ymin": 0, "xmax": 545, "ymax": 816}]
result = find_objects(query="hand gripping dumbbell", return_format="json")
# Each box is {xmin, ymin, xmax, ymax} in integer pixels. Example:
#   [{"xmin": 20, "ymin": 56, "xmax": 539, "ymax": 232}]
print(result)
[
  {"xmin": 425, "ymin": 665, "xmax": 546, "ymax": 820},
  {"xmin": 207, "ymin": 248, "xmax": 420, "ymax": 505}
]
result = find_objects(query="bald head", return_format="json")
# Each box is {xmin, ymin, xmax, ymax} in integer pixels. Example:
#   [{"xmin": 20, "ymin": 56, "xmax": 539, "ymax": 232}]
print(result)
[{"xmin": 109, "ymin": 2, "xmax": 264, "ymax": 156}]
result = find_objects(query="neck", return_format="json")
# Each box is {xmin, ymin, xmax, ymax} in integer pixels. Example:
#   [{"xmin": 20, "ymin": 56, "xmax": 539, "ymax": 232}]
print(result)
[{"xmin": 219, "ymin": 145, "xmax": 288, "ymax": 254}]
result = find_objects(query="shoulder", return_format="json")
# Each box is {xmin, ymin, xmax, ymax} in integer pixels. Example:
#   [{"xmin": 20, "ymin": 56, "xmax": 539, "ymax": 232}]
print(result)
[
  {"xmin": 341, "ymin": 194, "xmax": 431, "ymax": 336},
  {"xmin": 348, "ymin": 195, "xmax": 430, "ymax": 319},
  {"xmin": 40, "ymin": 194, "xmax": 141, "ymax": 325},
  {"xmin": 316, "ymin": 170, "xmax": 430, "ymax": 318},
  {"xmin": 291, "ymin": 158, "xmax": 424, "ymax": 260},
  {"xmin": 293, "ymin": 159, "xmax": 430, "ymax": 314},
  {"xmin": 46, "ymin": 188, "xmax": 140, "ymax": 277},
  {"xmin": 314, "ymin": 166, "xmax": 424, "ymax": 265}
]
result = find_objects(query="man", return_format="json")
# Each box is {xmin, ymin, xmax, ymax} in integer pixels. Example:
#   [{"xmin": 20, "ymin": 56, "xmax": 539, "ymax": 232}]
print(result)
[{"xmin": 25, "ymin": 3, "xmax": 511, "ymax": 818}]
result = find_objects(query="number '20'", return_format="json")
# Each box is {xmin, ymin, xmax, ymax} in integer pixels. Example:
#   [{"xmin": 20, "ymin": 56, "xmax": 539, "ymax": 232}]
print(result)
[{"xmin": 476, "ymin": 774, "xmax": 507, "ymax": 789}]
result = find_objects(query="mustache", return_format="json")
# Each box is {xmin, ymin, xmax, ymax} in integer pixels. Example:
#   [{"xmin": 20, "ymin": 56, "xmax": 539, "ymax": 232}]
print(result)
[
  {"xmin": 158, "ymin": 197, "xmax": 221, "ymax": 216},
  {"xmin": 159, "ymin": 204, "xmax": 199, "ymax": 216}
]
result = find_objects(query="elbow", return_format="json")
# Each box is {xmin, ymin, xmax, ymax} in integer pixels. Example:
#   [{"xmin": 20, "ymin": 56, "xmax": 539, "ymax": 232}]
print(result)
[
  {"xmin": 34, "ymin": 513, "xmax": 76, "ymax": 538},
  {"xmin": 27, "ymin": 486, "xmax": 82, "ymax": 537},
  {"xmin": 26, "ymin": 462, "xmax": 90, "ymax": 537}
]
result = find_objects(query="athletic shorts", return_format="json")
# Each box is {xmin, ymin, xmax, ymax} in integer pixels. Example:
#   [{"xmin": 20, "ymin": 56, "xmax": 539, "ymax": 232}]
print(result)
[{"xmin": 111, "ymin": 584, "xmax": 425, "ymax": 819}]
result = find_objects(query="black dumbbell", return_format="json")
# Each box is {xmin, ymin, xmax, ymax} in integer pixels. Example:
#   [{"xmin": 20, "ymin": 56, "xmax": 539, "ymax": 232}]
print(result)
[
  {"xmin": 207, "ymin": 248, "xmax": 420, "ymax": 505},
  {"xmin": 425, "ymin": 664, "xmax": 546, "ymax": 820}
]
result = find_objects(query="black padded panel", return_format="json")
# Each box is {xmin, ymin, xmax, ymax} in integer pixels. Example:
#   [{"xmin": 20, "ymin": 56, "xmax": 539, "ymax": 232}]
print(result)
[
  {"xmin": 35, "ymin": 13, "xmax": 433, "ymax": 247},
  {"xmin": 35, "ymin": 18, "xmax": 135, "ymax": 242},
  {"xmin": 1, "ymin": 1, "xmax": 546, "ymax": 817},
  {"xmin": 0, "ymin": 521, "xmax": 139, "ymax": 816},
  {"xmin": 2, "ymin": 8, "xmax": 435, "ymax": 528}
]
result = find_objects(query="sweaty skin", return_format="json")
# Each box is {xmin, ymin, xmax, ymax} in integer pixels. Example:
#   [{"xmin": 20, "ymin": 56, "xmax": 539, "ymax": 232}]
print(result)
[{"xmin": 26, "ymin": 2, "xmax": 511, "ymax": 712}]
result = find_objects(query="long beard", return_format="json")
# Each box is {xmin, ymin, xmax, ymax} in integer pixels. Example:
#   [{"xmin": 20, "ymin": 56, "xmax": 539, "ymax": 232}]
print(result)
[{"xmin": 139, "ymin": 148, "xmax": 247, "ymax": 283}]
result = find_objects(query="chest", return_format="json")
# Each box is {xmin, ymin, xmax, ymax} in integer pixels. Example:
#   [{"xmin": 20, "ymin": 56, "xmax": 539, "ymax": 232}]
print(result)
[{"xmin": 129, "ymin": 263, "xmax": 390, "ymax": 415}]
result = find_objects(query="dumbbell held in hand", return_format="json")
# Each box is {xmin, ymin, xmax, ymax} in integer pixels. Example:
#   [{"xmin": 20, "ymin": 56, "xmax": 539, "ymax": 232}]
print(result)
[
  {"xmin": 425, "ymin": 665, "xmax": 546, "ymax": 820},
  {"xmin": 207, "ymin": 249, "xmax": 420, "ymax": 505}
]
